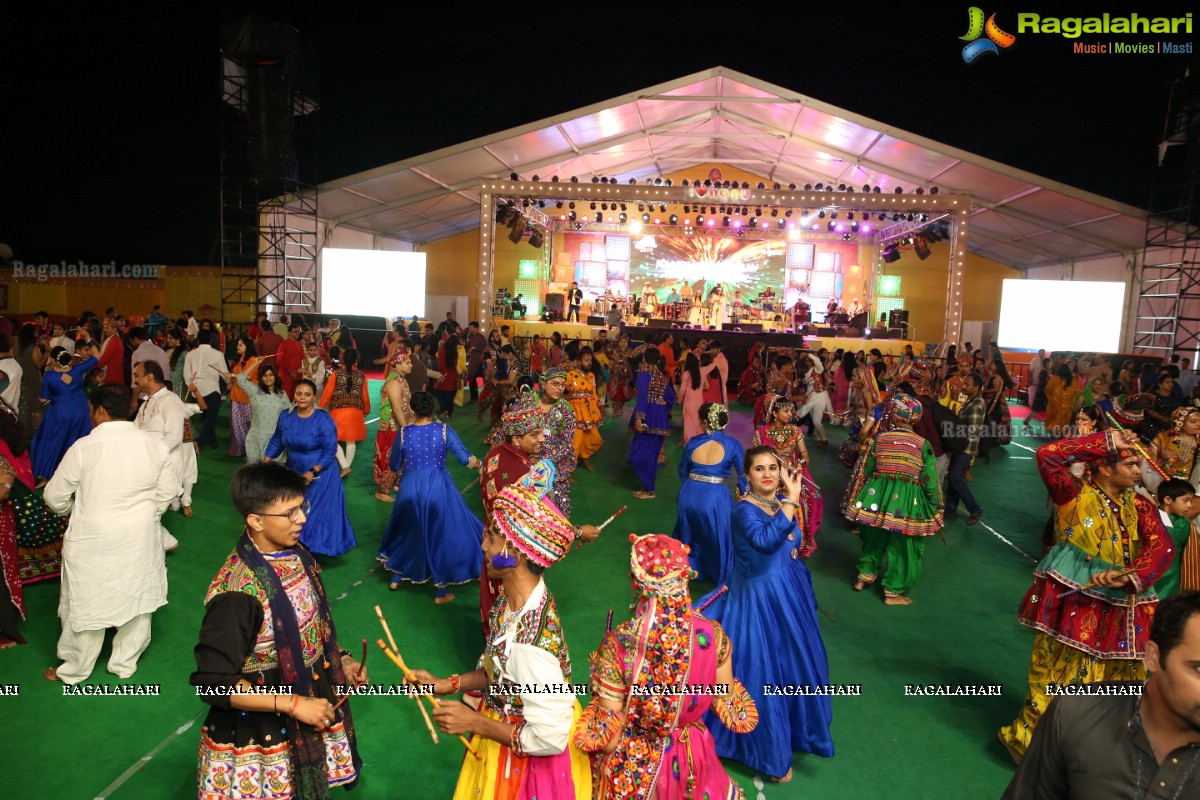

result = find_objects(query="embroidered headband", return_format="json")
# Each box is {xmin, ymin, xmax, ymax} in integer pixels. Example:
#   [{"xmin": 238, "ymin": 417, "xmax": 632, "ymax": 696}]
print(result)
[
  {"xmin": 889, "ymin": 393, "xmax": 923, "ymax": 424},
  {"xmin": 542, "ymin": 366, "xmax": 568, "ymax": 382},
  {"xmin": 389, "ymin": 345, "xmax": 410, "ymax": 367},
  {"xmin": 629, "ymin": 533, "xmax": 692, "ymax": 598}
]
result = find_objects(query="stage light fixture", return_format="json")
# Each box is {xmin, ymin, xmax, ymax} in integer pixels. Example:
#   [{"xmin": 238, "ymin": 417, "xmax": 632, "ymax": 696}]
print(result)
[
  {"xmin": 847, "ymin": 212, "xmax": 854, "ymax": 220},
  {"xmin": 916, "ymin": 187, "xmax": 925, "ymax": 195},
  {"xmin": 862, "ymin": 184, "xmax": 871, "ymax": 193},
  {"xmin": 741, "ymin": 181, "xmax": 750, "ymax": 189},
  {"xmin": 595, "ymin": 213, "xmax": 603, "ymax": 222},
  {"xmin": 827, "ymin": 221, "xmax": 835, "ymax": 232},
  {"xmin": 659, "ymin": 204, "xmax": 667, "ymax": 213},
  {"xmin": 531, "ymin": 175, "xmax": 539, "ymax": 182},
  {"xmin": 804, "ymin": 184, "xmax": 813, "ymax": 190},
  {"xmin": 861, "ymin": 224, "xmax": 872, "ymax": 233},
  {"xmin": 681, "ymin": 179, "xmax": 689, "ymax": 187},
  {"xmin": 756, "ymin": 183, "xmax": 765, "ymax": 190},
  {"xmin": 920, "ymin": 214, "xmax": 928, "ymax": 222},
  {"xmin": 642, "ymin": 213, "xmax": 651, "ymax": 223},
  {"xmin": 755, "ymin": 208, "xmax": 762, "ymax": 216},
  {"xmin": 773, "ymin": 182, "xmax": 781, "ymax": 190},
  {"xmin": 722, "ymin": 216, "xmax": 731, "ymax": 227},
  {"xmin": 592, "ymin": 176, "xmax": 600, "ymax": 183},
  {"xmin": 707, "ymin": 218, "xmax": 717, "ymax": 227},
  {"xmin": 569, "ymin": 202, "xmax": 575, "ymax": 209},
  {"xmin": 529, "ymin": 231, "xmax": 544, "ymax": 248},
  {"xmin": 619, "ymin": 212, "xmax": 627, "ymax": 223},
  {"xmin": 570, "ymin": 176, "xmax": 578, "ymax": 182},
  {"xmin": 638, "ymin": 204, "xmax": 645, "ymax": 212},
  {"xmin": 771, "ymin": 209, "xmax": 778, "ymax": 217},
  {"xmin": 907, "ymin": 213, "xmax": 914, "ymax": 221},
  {"xmin": 895, "ymin": 187, "xmax": 904, "ymax": 193},
  {"xmin": 556, "ymin": 201, "xmax": 563, "ymax": 208},
  {"xmin": 785, "ymin": 209, "xmax": 793, "ymax": 217},
  {"xmin": 830, "ymin": 211, "xmax": 838, "ymax": 219},
  {"xmin": 748, "ymin": 218, "xmax": 758, "ymax": 227},
  {"xmin": 843, "ymin": 233, "xmax": 853, "ymax": 241},
  {"xmin": 704, "ymin": 180, "xmax": 712, "ymax": 187},
  {"xmin": 537, "ymin": 201, "xmax": 545, "ymax": 208},
  {"xmin": 669, "ymin": 215, "xmax": 678, "ymax": 224},
  {"xmin": 600, "ymin": 177, "xmax": 608, "ymax": 184},
  {"xmin": 709, "ymin": 206, "xmax": 716, "ymax": 214},
  {"xmin": 696, "ymin": 215, "xmax": 705, "ymax": 225},
  {"xmin": 818, "ymin": 210, "xmax": 826, "ymax": 219},
  {"xmin": 654, "ymin": 218, "xmax": 662, "ymax": 225},
  {"xmin": 930, "ymin": 187, "xmax": 939, "ymax": 195},
  {"xmin": 590, "ymin": 203, "xmax": 597, "ymax": 210},
  {"xmin": 851, "ymin": 221, "xmax": 860, "ymax": 231},
  {"xmin": 601, "ymin": 203, "xmax": 608, "ymax": 211},
  {"xmin": 882, "ymin": 245, "xmax": 901, "ymax": 263},
  {"xmin": 568, "ymin": 211, "xmax": 576, "ymax": 221},
  {"xmin": 559, "ymin": 214, "xmax": 566, "ymax": 221},
  {"xmin": 741, "ymin": 207, "xmax": 748, "ymax": 215},
  {"xmin": 892, "ymin": 214, "xmax": 901, "ymax": 221},
  {"xmin": 654, "ymin": 178, "xmax": 662, "ymax": 185},
  {"xmin": 510, "ymin": 172, "xmax": 519, "ymax": 180},
  {"xmin": 551, "ymin": 176, "xmax": 559, "ymax": 182},
  {"xmin": 878, "ymin": 212, "xmax": 886, "ymax": 220},
  {"xmin": 683, "ymin": 205, "xmax": 690, "ymax": 214},
  {"xmin": 838, "ymin": 183, "xmax": 846, "ymax": 191}
]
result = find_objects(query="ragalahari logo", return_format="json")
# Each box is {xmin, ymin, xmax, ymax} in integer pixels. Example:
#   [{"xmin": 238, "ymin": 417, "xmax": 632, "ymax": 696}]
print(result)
[{"xmin": 959, "ymin": 7, "xmax": 1017, "ymax": 62}]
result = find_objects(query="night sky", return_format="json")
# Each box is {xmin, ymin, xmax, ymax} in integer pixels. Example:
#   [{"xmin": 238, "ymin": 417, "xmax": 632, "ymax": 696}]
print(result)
[{"xmin": 4, "ymin": 1, "xmax": 1197, "ymax": 266}]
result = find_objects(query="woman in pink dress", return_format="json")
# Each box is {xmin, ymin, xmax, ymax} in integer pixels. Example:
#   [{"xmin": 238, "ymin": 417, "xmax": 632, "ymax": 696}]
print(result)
[
  {"xmin": 575, "ymin": 534, "xmax": 758, "ymax": 799},
  {"xmin": 677, "ymin": 353, "xmax": 717, "ymax": 445},
  {"xmin": 751, "ymin": 395, "xmax": 824, "ymax": 557},
  {"xmin": 832, "ymin": 355, "xmax": 854, "ymax": 416}
]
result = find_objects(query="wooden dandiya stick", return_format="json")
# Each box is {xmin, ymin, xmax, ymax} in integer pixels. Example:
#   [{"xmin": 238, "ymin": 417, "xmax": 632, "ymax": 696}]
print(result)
[
  {"xmin": 375, "ymin": 640, "xmax": 441, "ymax": 746},
  {"xmin": 375, "ymin": 640, "xmax": 485, "ymax": 759},
  {"xmin": 1104, "ymin": 413, "xmax": 1169, "ymax": 480},
  {"xmin": 331, "ymin": 638, "xmax": 367, "ymax": 714},
  {"xmin": 696, "ymin": 585, "xmax": 728, "ymax": 613},
  {"xmin": 1059, "ymin": 566, "xmax": 1138, "ymax": 598},
  {"xmin": 605, "ymin": 609, "xmax": 614, "ymax": 635},
  {"xmin": 598, "ymin": 505, "xmax": 628, "ymax": 530}
]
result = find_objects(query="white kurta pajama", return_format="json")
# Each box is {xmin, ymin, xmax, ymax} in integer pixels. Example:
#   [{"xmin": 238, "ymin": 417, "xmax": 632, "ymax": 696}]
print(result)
[
  {"xmin": 44, "ymin": 421, "xmax": 180, "ymax": 684},
  {"xmin": 135, "ymin": 387, "xmax": 199, "ymax": 510}
]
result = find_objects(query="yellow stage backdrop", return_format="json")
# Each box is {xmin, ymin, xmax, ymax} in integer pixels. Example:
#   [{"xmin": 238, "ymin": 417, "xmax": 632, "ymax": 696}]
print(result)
[{"xmin": 877, "ymin": 241, "xmax": 1020, "ymax": 343}]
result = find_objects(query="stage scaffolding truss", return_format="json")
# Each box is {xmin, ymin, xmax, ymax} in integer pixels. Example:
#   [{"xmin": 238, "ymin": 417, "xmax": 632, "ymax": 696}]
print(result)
[
  {"xmin": 219, "ymin": 45, "xmax": 319, "ymax": 323},
  {"xmin": 1134, "ymin": 69, "xmax": 1200, "ymax": 358},
  {"xmin": 476, "ymin": 180, "xmax": 972, "ymax": 343}
]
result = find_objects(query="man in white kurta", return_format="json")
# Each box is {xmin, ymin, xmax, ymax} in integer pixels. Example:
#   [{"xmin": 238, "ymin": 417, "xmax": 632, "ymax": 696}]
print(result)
[
  {"xmin": 43, "ymin": 385, "xmax": 180, "ymax": 685},
  {"xmin": 133, "ymin": 360, "xmax": 197, "ymax": 529}
]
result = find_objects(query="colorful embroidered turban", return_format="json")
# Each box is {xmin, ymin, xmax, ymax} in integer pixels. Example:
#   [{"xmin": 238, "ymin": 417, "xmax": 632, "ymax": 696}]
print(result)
[
  {"xmin": 542, "ymin": 366, "xmax": 568, "ymax": 382},
  {"xmin": 889, "ymin": 393, "xmax": 923, "ymax": 424},
  {"xmin": 629, "ymin": 533, "xmax": 691, "ymax": 598},
  {"xmin": 389, "ymin": 345, "xmax": 410, "ymax": 367},
  {"xmin": 908, "ymin": 359, "xmax": 931, "ymax": 383},
  {"xmin": 1110, "ymin": 393, "xmax": 1153, "ymax": 428},
  {"xmin": 502, "ymin": 394, "xmax": 546, "ymax": 438},
  {"xmin": 493, "ymin": 468, "xmax": 574, "ymax": 568}
]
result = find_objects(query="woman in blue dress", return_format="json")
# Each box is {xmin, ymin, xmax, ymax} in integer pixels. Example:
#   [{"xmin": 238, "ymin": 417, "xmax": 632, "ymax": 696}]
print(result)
[
  {"xmin": 264, "ymin": 378, "xmax": 357, "ymax": 557},
  {"xmin": 31, "ymin": 345, "xmax": 98, "ymax": 485},
  {"xmin": 699, "ymin": 445, "xmax": 834, "ymax": 782},
  {"xmin": 627, "ymin": 347, "xmax": 675, "ymax": 499},
  {"xmin": 377, "ymin": 391, "xmax": 483, "ymax": 604},
  {"xmin": 673, "ymin": 402, "xmax": 746, "ymax": 584}
]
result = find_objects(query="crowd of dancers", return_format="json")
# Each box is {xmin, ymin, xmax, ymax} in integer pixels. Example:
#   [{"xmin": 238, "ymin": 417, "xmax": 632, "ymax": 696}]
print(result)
[{"xmin": 5, "ymin": 306, "xmax": 1200, "ymax": 798}]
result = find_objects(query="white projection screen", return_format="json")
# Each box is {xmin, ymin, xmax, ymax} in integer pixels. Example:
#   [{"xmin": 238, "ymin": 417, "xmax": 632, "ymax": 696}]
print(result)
[
  {"xmin": 321, "ymin": 249, "xmax": 426, "ymax": 318},
  {"xmin": 998, "ymin": 279, "xmax": 1125, "ymax": 352}
]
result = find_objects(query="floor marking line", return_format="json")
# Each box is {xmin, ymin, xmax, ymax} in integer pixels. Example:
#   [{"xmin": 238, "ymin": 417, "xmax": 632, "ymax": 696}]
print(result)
[
  {"xmin": 459, "ymin": 476, "xmax": 481, "ymax": 496},
  {"xmin": 365, "ymin": 416, "xmax": 380, "ymax": 424},
  {"xmin": 94, "ymin": 713, "xmax": 204, "ymax": 800},
  {"xmin": 977, "ymin": 520, "xmax": 1040, "ymax": 562}
]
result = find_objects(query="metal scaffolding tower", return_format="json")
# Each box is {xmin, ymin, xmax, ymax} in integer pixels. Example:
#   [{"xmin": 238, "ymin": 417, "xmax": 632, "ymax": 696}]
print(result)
[
  {"xmin": 1134, "ymin": 68, "xmax": 1200, "ymax": 358},
  {"xmin": 219, "ymin": 14, "xmax": 319, "ymax": 324}
]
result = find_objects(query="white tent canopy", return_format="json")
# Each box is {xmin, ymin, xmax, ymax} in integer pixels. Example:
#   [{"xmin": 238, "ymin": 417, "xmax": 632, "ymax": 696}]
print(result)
[{"xmin": 316, "ymin": 66, "xmax": 1148, "ymax": 270}]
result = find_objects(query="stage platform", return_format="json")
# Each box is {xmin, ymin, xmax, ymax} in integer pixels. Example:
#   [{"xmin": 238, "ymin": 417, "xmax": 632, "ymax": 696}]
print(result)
[{"xmin": 498, "ymin": 319, "xmax": 923, "ymax": 386}]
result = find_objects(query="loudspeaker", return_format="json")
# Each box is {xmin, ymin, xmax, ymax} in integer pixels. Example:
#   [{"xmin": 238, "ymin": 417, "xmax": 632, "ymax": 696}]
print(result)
[
  {"xmin": 544, "ymin": 293, "xmax": 565, "ymax": 314},
  {"xmin": 587, "ymin": 315, "xmax": 605, "ymax": 325},
  {"xmin": 888, "ymin": 309, "xmax": 909, "ymax": 330},
  {"xmin": 816, "ymin": 327, "xmax": 837, "ymax": 336},
  {"xmin": 722, "ymin": 323, "xmax": 763, "ymax": 332},
  {"xmin": 247, "ymin": 62, "xmax": 298, "ymax": 192},
  {"xmin": 648, "ymin": 318, "xmax": 674, "ymax": 329}
]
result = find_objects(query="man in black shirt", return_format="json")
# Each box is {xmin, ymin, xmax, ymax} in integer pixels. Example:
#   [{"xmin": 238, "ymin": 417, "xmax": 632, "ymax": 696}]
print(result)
[
  {"xmin": 1003, "ymin": 591, "xmax": 1200, "ymax": 799},
  {"xmin": 567, "ymin": 282, "xmax": 583, "ymax": 323}
]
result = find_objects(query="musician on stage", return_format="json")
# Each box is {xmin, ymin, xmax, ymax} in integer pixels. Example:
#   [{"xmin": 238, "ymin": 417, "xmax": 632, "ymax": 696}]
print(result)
[
  {"xmin": 848, "ymin": 298, "xmax": 863, "ymax": 317},
  {"xmin": 640, "ymin": 283, "xmax": 657, "ymax": 320},
  {"xmin": 667, "ymin": 286, "xmax": 681, "ymax": 305},
  {"xmin": 680, "ymin": 282, "xmax": 693, "ymax": 303},
  {"xmin": 759, "ymin": 287, "xmax": 776, "ymax": 312}
]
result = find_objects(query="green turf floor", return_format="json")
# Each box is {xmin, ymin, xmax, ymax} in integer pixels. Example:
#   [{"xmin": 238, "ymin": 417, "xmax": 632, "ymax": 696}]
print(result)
[{"xmin": 0, "ymin": 386, "xmax": 1050, "ymax": 798}]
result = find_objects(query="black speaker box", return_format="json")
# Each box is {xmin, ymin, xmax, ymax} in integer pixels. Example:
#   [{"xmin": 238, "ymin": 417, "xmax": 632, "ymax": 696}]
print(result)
[
  {"xmin": 587, "ymin": 316, "xmax": 605, "ymax": 325},
  {"xmin": 648, "ymin": 318, "xmax": 675, "ymax": 329},
  {"xmin": 816, "ymin": 327, "xmax": 837, "ymax": 336},
  {"xmin": 543, "ymin": 293, "xmax": 565, "ymax": 314},
  {"xmin": 722, "ymin": 323, "xmax": 763, "ymax": 332}
]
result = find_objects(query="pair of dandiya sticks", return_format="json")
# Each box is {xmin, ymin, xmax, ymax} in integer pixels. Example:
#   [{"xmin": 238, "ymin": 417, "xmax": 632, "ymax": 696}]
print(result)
[{"xmin": 1055, "ymin": 412, "xmax": 1162, "ymax": 600}]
